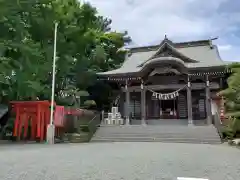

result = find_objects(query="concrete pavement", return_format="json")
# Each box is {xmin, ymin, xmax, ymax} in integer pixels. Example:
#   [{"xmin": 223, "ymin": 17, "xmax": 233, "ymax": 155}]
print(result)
[{"xmin": 0, "ymin": 142, "xmax": 239, "ymax": 180}]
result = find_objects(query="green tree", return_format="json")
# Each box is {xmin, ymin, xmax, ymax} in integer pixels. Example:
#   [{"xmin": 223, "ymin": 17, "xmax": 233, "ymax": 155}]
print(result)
[
  {"xmin": 0, "ymin": 0, "xmax": 131, "ymax": 109},
  {"xmin": 220, "ymin": 63, "xmax": 240, "ymax": 138},
  {"xmin": 221, "ymin": 63, "xmax": 240, "ymax": 117},
  {"xmin": 0, "ymin": 0, "xmax": 46, "ymax": 101}
]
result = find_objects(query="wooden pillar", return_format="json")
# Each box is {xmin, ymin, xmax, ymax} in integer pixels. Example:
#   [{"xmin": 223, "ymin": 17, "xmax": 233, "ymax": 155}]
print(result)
[
  {"xmin": 141, "ymin": 81, "xmax": 146, "ymax": 125},
  {"xmin": 220, "ymin": 77, "xmax": 223, "ymax": 89},
  {"xmin": 187, "ymin": 75, "xmax": 193, "ymax": 125},
  {"xmin": 205, "ymin": 75, "xmax": 211, "ymax": 125},
  {"xmin": 125, "ymin": 80, "xmax": 130, "ymax": 125}
]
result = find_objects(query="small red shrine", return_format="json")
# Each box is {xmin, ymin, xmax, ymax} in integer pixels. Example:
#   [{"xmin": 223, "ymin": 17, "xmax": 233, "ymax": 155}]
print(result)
[{"xmin": 11, "ymin": 101, "xmax": 66, "ymax": 141}]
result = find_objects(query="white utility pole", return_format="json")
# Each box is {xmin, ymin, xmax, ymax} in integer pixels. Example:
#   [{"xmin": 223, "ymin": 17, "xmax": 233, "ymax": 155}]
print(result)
[{"xmin": 47, "ymin": 22, "xmax": 58, "ymax": 144}]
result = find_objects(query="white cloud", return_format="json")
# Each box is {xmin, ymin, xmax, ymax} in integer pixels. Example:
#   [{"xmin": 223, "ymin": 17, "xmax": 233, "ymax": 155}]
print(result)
[
  {"xmin": 217, "ymin": 44, "xmax": 240, "ymax": 61},
  {"xmin": 219, "ymin": 47, "xmax": 240, "ymax": 61},
  {"xmin": 218, "ymin": 45, "xmax": 232, "ymax": 51},
  {"xmin": 86, "ymin": 0, "xmax": 239, "ymax": 61}
]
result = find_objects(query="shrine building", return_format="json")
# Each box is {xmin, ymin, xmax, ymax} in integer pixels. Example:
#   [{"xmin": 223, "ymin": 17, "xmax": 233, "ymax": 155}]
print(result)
[{"xmin": 97, "ymin": 37, "xmax": 231, "ymax": 125}]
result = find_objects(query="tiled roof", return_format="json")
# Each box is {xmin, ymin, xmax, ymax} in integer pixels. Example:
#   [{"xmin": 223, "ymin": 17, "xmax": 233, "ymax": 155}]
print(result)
[{"xmin": 98, "ymin": 39, "xmax": 228, "ymax": 76}]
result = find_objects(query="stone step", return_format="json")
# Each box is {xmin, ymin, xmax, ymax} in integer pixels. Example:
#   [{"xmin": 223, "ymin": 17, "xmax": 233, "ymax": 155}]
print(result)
[
  {"xmin": 95, "ymin": 131, "xmax": 219, "ymax": 135},
  {"xmin": 93, "ymin": 136, "xmax": 220, "ymax": 141},
  {"xmin": 94, "ymin": 126, "xmax": 218, "ymax": 130},
  {"xmin": 93, "ymin": 133, "xmax": 220, "ymax": 138},
  {"xmin": 91, "ymin": 124, "xmax": 221, "ymax": 144},
  {"xmin": 95, "ymin": 132, "xmax": 219, "ymax": 137},
  {"xmin": 93, "ymin": 133, "xmax": 219, "ymax": 137},
  {"xmin": 91, "ymin": 137, "xmax": 221, "ymax": 144},
  {"xmin": 95, "ymin": 131, "xmax": 218, "ymax": 135},
  {"xmin": 91, "ymin": 138, "xmax": 221, "ymax": 144}
]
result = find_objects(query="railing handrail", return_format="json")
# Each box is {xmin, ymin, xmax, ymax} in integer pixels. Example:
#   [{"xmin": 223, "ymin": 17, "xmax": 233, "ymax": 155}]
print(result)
[
  {"xmin": 87, "ymin": 111, "xmax": 103, "ymax": 128},
  {"xmin": 211, "ymin": 101, "xmax": 223, "ymax": 139},
  {"xmin": 88, "ymin": 115, "xmax": 98, "ymax": 126},
  {"xmin": 212, "ymin": 101, "xmax": 222, "ymax": 125},
  {"xmin": 78, "ymin": 112, "xmax": 101, "ymax": 128}
]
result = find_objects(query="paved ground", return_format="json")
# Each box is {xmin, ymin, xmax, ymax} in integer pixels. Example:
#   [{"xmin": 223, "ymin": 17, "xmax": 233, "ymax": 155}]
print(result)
[{"xmin": 0, "ymin": 142, "xmax": 239, "ymax": 180}]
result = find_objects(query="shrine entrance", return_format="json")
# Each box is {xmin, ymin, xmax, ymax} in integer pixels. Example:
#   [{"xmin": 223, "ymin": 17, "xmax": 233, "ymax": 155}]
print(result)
[
  {"xmin": 159, "ymin": 98, "xmax": 178, "ymax": 119},
  {"xmin": 146, "ymin": 89, "xmax": 180, "ymax": 120}
]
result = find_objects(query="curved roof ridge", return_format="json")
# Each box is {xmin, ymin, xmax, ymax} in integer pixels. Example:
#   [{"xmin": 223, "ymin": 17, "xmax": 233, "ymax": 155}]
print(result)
[
  {"xmin": 142, "ymin": 57, "xmax": 186, "ymax": 67},
  {"xmin": 138, "ymin": 41, "xmax": 198, "ymax": 67}
]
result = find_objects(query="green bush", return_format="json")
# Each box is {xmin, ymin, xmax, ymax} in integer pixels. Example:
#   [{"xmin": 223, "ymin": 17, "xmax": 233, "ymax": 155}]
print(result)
[
  {"xmin": 222, "ymin": 128, "xmax": 234, "ymax": 139},
  {"xmin": 222, "ymin": 116, "xmax": 240, "ymax": 139}
]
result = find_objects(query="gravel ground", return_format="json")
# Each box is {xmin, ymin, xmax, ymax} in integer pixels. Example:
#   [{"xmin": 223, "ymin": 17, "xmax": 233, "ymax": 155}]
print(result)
[{"xmin": 0, "ymin": 142, "xmax": 239, "ymax": 180}]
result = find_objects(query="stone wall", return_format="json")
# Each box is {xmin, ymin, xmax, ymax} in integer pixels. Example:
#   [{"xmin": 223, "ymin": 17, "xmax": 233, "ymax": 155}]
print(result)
[{"xmin": 64, "ymin": 108, "xmax": 96, "ymax": 133}]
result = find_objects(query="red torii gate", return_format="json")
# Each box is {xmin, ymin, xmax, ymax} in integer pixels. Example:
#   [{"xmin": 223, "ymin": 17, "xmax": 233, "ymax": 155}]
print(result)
[{"xmin": 11, "ymin": 101, "xmax": 66, "ymax": 141}]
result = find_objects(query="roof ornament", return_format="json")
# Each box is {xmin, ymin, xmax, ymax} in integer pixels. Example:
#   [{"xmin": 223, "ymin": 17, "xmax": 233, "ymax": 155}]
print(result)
[
  {"xmin": 164, "ymin": 34, "xmax": 168, "ymax": 40},
  {"xmin": 209, "ymin": 37, "xmax": 218, "ymax": 49},
  {"xmin": 211, "ymin": 37, "xmax": 219, "ymax": 41}
]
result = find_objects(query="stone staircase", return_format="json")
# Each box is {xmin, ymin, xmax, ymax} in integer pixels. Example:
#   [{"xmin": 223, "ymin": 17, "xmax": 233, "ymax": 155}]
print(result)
[{"xmin": 91, "ymin": 124, "xmax": 222, "ymax": 144}]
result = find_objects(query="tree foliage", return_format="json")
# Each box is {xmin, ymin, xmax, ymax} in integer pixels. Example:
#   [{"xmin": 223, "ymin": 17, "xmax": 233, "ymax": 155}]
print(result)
[
  {"xmin": 220, "ymin": 62, "xmax": 240, "ymax": 138},
  {"xmin": 220, "ymin": 63, "xmax": 240, "ymax": 117},
  {"xmin": 0, "ymin": 0, "xmax": 131, "ymax": 107}
]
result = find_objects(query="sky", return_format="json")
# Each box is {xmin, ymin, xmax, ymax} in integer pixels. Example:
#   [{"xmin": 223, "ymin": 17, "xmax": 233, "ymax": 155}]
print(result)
[{"xmin": 85, "ymin": 0, "xmax": 240, "ymax": 61}]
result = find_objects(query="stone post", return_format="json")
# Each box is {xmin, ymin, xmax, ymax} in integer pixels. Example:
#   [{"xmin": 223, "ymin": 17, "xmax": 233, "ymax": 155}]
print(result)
[
  {"xmin": 125, "ymin": 80, "xmax": 130, "ymax": 125},
  {"xmin": 187, "ymin": 75, "xmax": 193, "ymax": 125},
  {"xmin": 206, "ymin": 75, "xmax": 211, "ymax": 125},
  {"xmin": 141, "ymin": 81, "xmax": 146, "ymax": 125}
]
